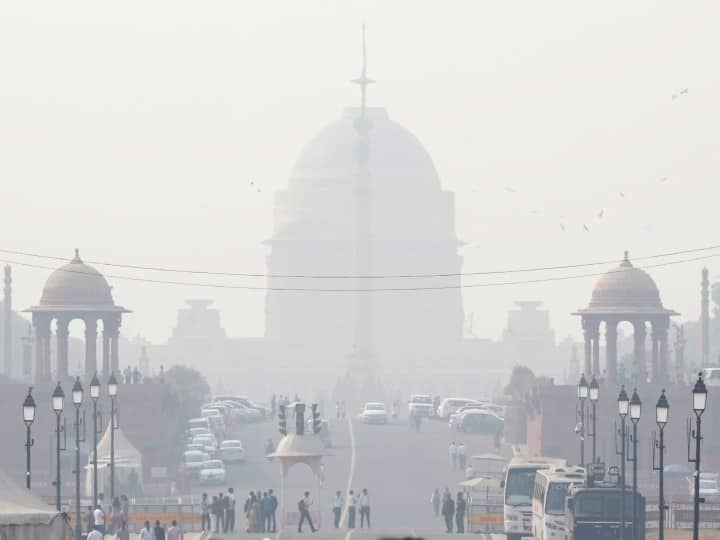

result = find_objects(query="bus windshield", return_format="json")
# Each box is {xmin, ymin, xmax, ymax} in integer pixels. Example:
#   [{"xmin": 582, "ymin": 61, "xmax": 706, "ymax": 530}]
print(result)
[
  {"xmin": 545, "ymin": 482, "xmax": 571, "ymax": 515},
  {"xmin": 574, "ymin": 491, "xmax": 634, "ymax": 522},
  {"xmin": 506, "ymin": 468, "xmax": 538, "ymax": 506}
]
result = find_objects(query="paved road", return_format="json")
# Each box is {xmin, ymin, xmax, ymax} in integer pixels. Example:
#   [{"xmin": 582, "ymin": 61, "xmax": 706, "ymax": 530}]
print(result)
[
  {"xmin": 194, "ymin": 410, "xmax": 509, "ymax": 534},
  {"xmin": 207, "ymin": 530, "xmax": 505, "ymax": 540}
]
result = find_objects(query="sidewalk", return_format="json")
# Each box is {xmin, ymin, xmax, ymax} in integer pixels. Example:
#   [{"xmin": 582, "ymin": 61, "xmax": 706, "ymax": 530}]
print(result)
[{"xmin": 129, "ymin": 534, "xmax": 204, "ymax": 539}]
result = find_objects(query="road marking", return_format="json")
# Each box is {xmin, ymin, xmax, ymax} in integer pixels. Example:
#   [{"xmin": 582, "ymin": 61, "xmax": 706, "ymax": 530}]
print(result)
[{"xmin": 340, "ymin": 415, "xmax": 357, "ymax": 528}]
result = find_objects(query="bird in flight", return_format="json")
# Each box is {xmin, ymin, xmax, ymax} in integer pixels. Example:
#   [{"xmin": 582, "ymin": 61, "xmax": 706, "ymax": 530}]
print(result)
[
  {"xmin": 597, "ymin": 210, "xmax": 604, "ymax": 218},
  {"xmin": 659, "ymin": 177, "xmax": 668, "ymax": 183},
  {"xmin": 619, "ymin": 192, "xmax": 625, "ymax": 198},
  {"xmin": 583, "ymin": 224, "xmax": 590, "ymax": 232},
  {"xmin": 559, "ymin": 223, "xmax": 566, "ymax": 231},
  {"xmin": 504, "ymin": 187, "xmax": 516, "ymax": 193}
]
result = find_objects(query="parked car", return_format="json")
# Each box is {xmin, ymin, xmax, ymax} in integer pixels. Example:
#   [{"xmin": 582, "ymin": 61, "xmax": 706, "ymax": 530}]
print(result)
[
  {"xmin": 438, "ymin": 398, "xmax": 482, "ymax": 419},
  {"xmin": 199, "ymin": 459, "xmax": 226, "ymax": 485},
  {"xmin": 453, "ymin": 410, "xmax": 504, "ymax": 434},
  {"xmin": 186, "ymin": 427, "xmax": 211, "ymax": 441},
  {"xmin": 702, "ymin": 368, "xmax": 720, "ymax": 387},
  {"xmin": 219, "ymin": 440, "xmax": 245, "ymax": 463},
  {"xmin": 214, "ymin": 395, "xmax": 268, "ymax": 418},
  {"xmin": 183, "ymin": 450, "xmax": 208, "ymax": 478},
  {"xmin": 408, "ymin": 394, "xmax": 435, "ymax": 417},
  {"xmin": 185, "ymin": 443, "xmax": 206, "ymax": 453},
  {"xmin": 360, "ymin": 402, "xmax": 388, "ymax": 424}
]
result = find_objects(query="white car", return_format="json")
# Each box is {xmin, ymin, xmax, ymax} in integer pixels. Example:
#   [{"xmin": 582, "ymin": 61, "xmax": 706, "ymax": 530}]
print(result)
[
  {"xmin": 703, "ymin": 368, "xmax": 720, "ymax": 387},
  {"xmin": 408, "ymin": 394, "xmax": 435, "ymax": 417},
  {"xmin": 360, "ymin": 402, "xmax": 388, "ymax": 424},
  {"xmin": 219, "ymin": 440, "xmax": 245, "ymax": 463},
  {"xmin": 438, "ymin": 398, "xmax": 482, "ymax": 419},
  {"xmin": 183, "ymin": 450, "xmax": 208, "ymax": 478},
  {"xmin": 199, "ymin": 459, "xmax": 226, "ymax": 485}
]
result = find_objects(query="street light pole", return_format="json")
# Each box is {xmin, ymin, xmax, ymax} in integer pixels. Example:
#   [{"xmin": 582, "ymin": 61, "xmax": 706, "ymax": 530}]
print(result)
[
  {"xmin": 51, "ymin": 382, "xmax": 66, "ymax": 512},
  {"xmin": 589, "ymin": 375, "xmax": 599, "ymax": 464},
  {"xmin": 629, "ymin": 388, "xmax": 642, "ymax": 540},
  {"xmin": 72, "ymin": 377, "xmax": 84, "ymax": 540},
  {"xmin": 108, "ymin": 372, "xmax": 118, "ymax": 500},
  {"xmin": 90, "ymin": 373, "xmax": 101, "ymax": 506},
  {"xmin": 653, "ymin": 389, "xmax": 669, "ymax": 540},
  {"xmin": 22, "ymin": 387, "xmax": 36, "ymax": 489},
  {"xmin": 617, "ymin": 386, "xmax": 629, "ymax": 540},
  {"xmin": 577, "ymin": 374, "xmax": 589, "ymax": 467},
  {"xmin": 689, "ymin": 373, "xmax": 707, "ymax": 540}
]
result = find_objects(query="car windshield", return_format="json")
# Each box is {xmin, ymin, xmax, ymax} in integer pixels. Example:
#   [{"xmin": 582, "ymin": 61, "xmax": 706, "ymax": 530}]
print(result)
[
  {"xmin": 222, "ymin": 441, "xmax": 242, "ymax": 447},
  {"xmin": 505, "ymin": 468, "xmax": 540, "ymax": 506},
  {"xmin": 185, "ymin": 453, "xmax": 204, "ymax": 463},
  {"xmin": 203, "ymin": 461, "xmax": 223, "ymax": 469},
  {"xmin": 573, "ymin": 491, "xmax": 635, "ymax": 522},
  {"xmin": 366, "ymin": 404, "xmax": 385, "ymax": 410},
  {"xmin": 412, "ymin": 396, "xmax": 432, "ymax": 404},
  {"xmin": 545, "ymin": 482, "xmax": 572, "ymax": 515}
]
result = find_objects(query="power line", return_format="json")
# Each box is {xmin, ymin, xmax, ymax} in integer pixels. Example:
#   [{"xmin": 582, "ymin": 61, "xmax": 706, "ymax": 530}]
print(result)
[
  {"xmin": 0, "ymin": 244, "xmax": 718, "ymax": 280},
  {"xmin": 1, "ymin": 252, "xmax": 716, "ymax": 293}
]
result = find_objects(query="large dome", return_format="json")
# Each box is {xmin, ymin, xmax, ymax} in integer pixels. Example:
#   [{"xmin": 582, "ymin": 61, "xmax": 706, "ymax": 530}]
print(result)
[
  {"xmin": 586, "ymin": 252, "xmax": 665, "ymax": 312},
  {"xmin": 290, "ymin": 107, "xmax": 441, "ymax": 188},
  {"xmin": 38, "ymin": 249, "xmax": 115, "ymax": 307}
]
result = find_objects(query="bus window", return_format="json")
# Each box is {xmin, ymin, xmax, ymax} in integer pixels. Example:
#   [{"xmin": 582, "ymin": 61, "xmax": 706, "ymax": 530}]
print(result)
[
  {"xmin": 545, "ymin": 482, "xmax": 570, "ymax": 515},
  {"xmin": 506, "ymin": 468, "xmax": 538, "ymax": 505}
]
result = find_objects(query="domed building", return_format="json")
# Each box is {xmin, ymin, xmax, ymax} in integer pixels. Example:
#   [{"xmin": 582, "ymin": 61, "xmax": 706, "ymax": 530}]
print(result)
[
  {"xmin": 25, "ymin": 249, "xmax": 130, "ymax": 382},
  {"xmin": 574, "ymin": 252, "xmax": 677, "ymax": 384},
  {"xmin": 264, "ymin": 105, "xmax": 464, "ymax": 378}
]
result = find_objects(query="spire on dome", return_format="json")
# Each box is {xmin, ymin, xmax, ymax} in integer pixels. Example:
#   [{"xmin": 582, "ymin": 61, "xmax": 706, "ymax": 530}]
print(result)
[
  {"xmin": 72, "ymin": 248, "xmax": 82, "ymax": 263},
  {"xmin": 621, "ymin": 250, "xmax": 632, "ymax": 267},
  {"xmin": 351, "ymin": 23, "xmax": 374, "ymax": 117}
]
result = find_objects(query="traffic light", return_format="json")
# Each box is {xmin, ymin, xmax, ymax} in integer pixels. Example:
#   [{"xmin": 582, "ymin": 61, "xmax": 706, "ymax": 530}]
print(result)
[
  {"xmin": 312, "ymin": 403, "xmax": 321, "ymax": 434},
  {"xmin": 295, "ymin": 403, "xmax": 306, "ymax": 435},
  {"xmin": 278, "ymin": 404, "xmax": 287, "ymax": 436}
]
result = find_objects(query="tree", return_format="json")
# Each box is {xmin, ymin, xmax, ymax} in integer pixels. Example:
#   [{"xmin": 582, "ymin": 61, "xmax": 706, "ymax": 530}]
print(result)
[
  {"xmin": 505, "ymin": 365, "xmax": 537, "ymax": 400},
  {"xmin": 164, "ymin": 365, "xmax": 210, "ymax": 421}
]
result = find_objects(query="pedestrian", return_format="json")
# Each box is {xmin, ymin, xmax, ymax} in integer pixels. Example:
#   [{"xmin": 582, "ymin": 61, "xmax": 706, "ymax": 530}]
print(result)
[
  {"xmin": 347, "ymin": 490, "xmax": 357, "ymax": 529},
  {"xmin": 210, "ymin": 495, "xmax": 219, "ymax": 533},
  {"xmin": 117, "ymin": 497, "xmax": 130, "ymax": 540},
  {"xmin": 85, "ymin": 505, "xmax": 95, "ymax": 535},
  {"xmin": 200, "ymin": 492, "xmax": 210, "ymax": 532},
  {"xmin": 246, "ymin": 493, "xmax": 259, "ymax": 533},
  {"xmin": 259, "ymin": 491, "xmax": 270, "ymax": 532},
  {"xmin": 297, "ymin": 491, "xmax": 317, "ymax": 533},
  {"xmin": 268, "ymin": 489, "xmax": 278, "ymax": 532},
  {"xmin": 449, "ymin": 441, "xmax": 458, "ymax": 470},
  {"xmin": 455, "ymin": 492, "xmax": 466, "ymax": 533},
  {"xmin": 332, "ymin": 490, "xmax": 343, "ymax": 528},
  {"xmin": 154, "ymin": 520, "xmax": 166, "ymax": 540},
  {"xmin": 431, "ymin": 488, "xmax": 441, "ymax": 518},
  {"xmin": 457, "ymin": 442, "xmax": 467, "ymax": 470},
  {"xmin": 86, "ymin": 526, "xmax": 103, "ymax": 540},
  {"xmin": 442, "ymin": 492, "xmax": 455, "ymax": 533},
  {"xmin": 93, "ymin": 504, "xmax": 106, "ymax": 535},
  {"xmin": 465, "ymin": 463, "xmax": 474, "ymax": 479},
  {"xmin": 167, "ymin": 520, "xmax": 181, "ymax": 540},
  {"xmin": 140, "ymin": 520, "xmax": 156, "ymax": 540},
  {"xmin": 227, "ymin": 487, "xmax": 236, "ymax": 532},
  {"xmin": 243, "ymin": 491, "xmax": 254, "ymax": 515},
  {"xmin": 218, "ymin": 492, "xmax": 227, "ymax": 532},
  {"xmin": 359, "ymin": 488, "xmax": 371, "ymax": 528},
  {"xmin": 111, "ymin": 496, "xmax": 121, "ymax": 534}
]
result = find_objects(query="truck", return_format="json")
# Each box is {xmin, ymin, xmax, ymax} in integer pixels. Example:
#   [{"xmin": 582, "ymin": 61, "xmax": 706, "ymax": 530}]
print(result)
[{"xmin": 566, "ymin": 486, "xmax": 645, "ymax": 540}]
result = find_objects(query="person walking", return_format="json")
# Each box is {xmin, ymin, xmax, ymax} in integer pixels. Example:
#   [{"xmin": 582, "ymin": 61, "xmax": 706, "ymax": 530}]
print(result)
[
  {"xmin": 139, "ymin": 520, "xmax": 156, "ymax": 540},
  {"xmin": 93, "ymin": 504, "xmax": 106, "ymax": 535},
  {"xmin": 167, "ymin": 520, "xmax": 181, "ymax": 540},
  {"xmin": 449, "ymin": 441, "xmax": 458, "ymax": 470},
  {"xmin": 154, "ymin": 520, "xmax": 166, "ymax": 540},
  {"xmin": 210, "ymin": 495, "xmax": 219, "ymax": 533},
  {"xmin": 86, "ymin": 527, "xmax": 103, "ymax": 540},
  {"xmin": 455, "ymin": 492, "xmax": 466, "ymax": 533},
  {"xmin": 227, "ymin": 487, "xmax": 236, "ymax": 532},
  {"xmin": 85, "ymin": 505, "xmax": 95, "ymax": 535},
  {"xmin": 442, "ymin": 492, "xmax": 455, "ymax": 533},
  {"xmin": 297, "ymin": 491, "xmax": 317, "ymax": 533},
  {"xmin": 200, "ymin": 492, "xmax": 210, "ymax": 532},
  {"xmin": 218, "ymin": 493, "xmax": 227, "ymax": 533},
  {"xmin": 347, "ymin": 490, "xmax": 357, "ymax": 529},
  {"xmin": 246, "ymin": 495, "xmax": 259, "ymax": 533},
  {"xmin": 359, "ymin": 488, "xmax": 371, "ymax": 528},
  {"xmin": 332, "ymin": 490, "xmax": 343, "ymax": 528},
  {"xmin": 431, "ymin": 488, "xmax": 441, "ymax": 518},
  {"xmin": 261, "ymin": 492, "xmax": 273, "ymax": 532},
  {"xmin": 457, "ymin": 442, "xmax": 467, "ymax": 470},
  {"xmin": 268, "ymin": 489, "xmax": 278, "ymax": 532}
]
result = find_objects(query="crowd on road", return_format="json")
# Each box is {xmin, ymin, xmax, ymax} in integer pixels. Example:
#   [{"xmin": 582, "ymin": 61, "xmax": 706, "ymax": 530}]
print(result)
[
  {"xmin": 431, "ymin": 488, "xmax": 466, "ymax": 533},
  {"xmin": 199, "ymin": 488, "xmax": 240, "ymax": 534}
]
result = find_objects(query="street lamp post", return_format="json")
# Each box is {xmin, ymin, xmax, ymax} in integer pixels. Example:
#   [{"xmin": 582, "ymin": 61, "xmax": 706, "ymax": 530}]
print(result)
[
  {"xmin": 51, "ymin": 382, "xmax": 65, "ymax": 512},
  {"xmin": 589, "ymin": 375, "xmax": 599, "ymax": 464},
  {"xmin": 617, "ymin": 386, "xmax": 629, "ymax": 540},
  {"xmin": 22, "ymin": 387, "xmax": 36, "ymax": 489},
  {"xmin": 629, "ymin": 388, "xmax": 642, "ymax": 540},
  {"xmin": 72, "ymin": 377, "xmax": 85, "ymax": 540},
  {"xmin": 652, "ymin": 389, "xmax": 669, "ymax": 540},
  {"xmin": 108, "ymin": 372, "xmax": 118, "ymax": 500},
  {"xmin": 90, "ymin": 373, "xmax": 100, "ymax": 506},
  {"xmin": 577, "ymin": 374, "xmax": 589, "ymax": 466},
  {"xmin": 689, "ymin": 372, "xmax": 707, "ymax": 540}
]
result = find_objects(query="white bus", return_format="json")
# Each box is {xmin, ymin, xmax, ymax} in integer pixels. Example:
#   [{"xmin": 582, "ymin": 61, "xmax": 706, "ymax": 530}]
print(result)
[
  {"xmin": 532, "ymin": 467, "xmax": 587, "ymax": 540},
  {"xmin": 503, "ymin": 457, "xmax": 567, "ymax": 540}
]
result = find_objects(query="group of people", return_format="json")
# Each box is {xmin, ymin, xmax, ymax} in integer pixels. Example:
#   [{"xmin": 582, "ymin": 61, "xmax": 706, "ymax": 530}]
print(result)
[
  {"xmin": 448, "ymin": 441, "xmax": 468, "ymax": 471},
  {"xmin": 137, "ymin": 520, "xmax": 182, "ymax": 540},
  {"xmin": 199, "ymin": 489, "xmax": 237, "ymax": 534},
  {"xmin": 85, "ymin": 493, "xmax": 130, "ymax": 538},
  {"xmin": 242, "ymin": 489, "xmax": 279, "ymax": 533},
  {"xmin": 432, "ymin": 488, "xmax": 466, "ymax": 533},
  {"xmin": 330, "ymin": 488, "xmax": 371, "ymax": 530},
  {"xmin": 334, "ymin": 401, "xmax": 347, "ymax": 419}
]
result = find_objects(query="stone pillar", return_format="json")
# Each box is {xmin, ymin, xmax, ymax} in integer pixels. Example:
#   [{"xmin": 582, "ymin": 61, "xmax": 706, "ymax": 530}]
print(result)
[
  {"xmin": 583, "ymin": 325, "xmax": 592, "ymax": 377},
  {"xmin": 43, "ymin": 329, "xmax": 51, "ymax": 381},
  {"xmin": 110, "ymin": 320, "xmax": 120, "ymax": 375},
  {"xmin": 102, "ymin": 323, "xmax": 111, "ymax": 377},
  {"xmin": 21, "ymin": 325, "xmax": 32, "ymax": 383},
  {"xmin": 606, "ymin": 320, "xmax": 618, "ymax": 383},
  {"xmin": 633, "ymin": 321, "xmax": 647, "ymax": 385},
  {"xmin": 32, "ymin": 315, "xmax": 51, "ymax": 383},
  {"xmin": 591, "ymin": 329, "xmax": 601, "ymax": 376},
  {"xmin": 651, "ymin": 327, "xmax": 660, "ymax": 383},
  {"xmin": 56, "ymin": 317, "xmax": 70, "ymax": 381},
  {"xmin": 658, "ymin": 321, "xmax": 669, "ymax": 384},
  {"xmin": 85, "ymin": 318, "xmax": 97, "ymax": 378}
]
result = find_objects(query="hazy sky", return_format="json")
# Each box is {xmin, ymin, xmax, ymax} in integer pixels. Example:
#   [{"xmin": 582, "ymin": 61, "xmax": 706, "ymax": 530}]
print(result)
[{"xmin": 1, "ymin": 1, "xmax": 718, "ymax": 344}]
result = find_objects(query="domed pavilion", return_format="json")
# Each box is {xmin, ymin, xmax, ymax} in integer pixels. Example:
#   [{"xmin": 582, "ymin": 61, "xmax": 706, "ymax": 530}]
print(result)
[
  {"xmin": 24, "ymin": 249, "xmax": 130, "ymax": 383},
  {"xmin": 574, "ymin": 251, "xmax": 678, "ymax": 384}
]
